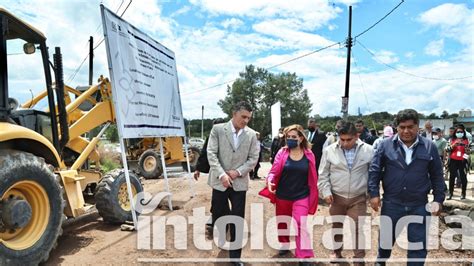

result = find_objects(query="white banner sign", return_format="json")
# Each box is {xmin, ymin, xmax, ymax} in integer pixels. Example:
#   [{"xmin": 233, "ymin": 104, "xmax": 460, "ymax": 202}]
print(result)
[
  {"xmin": 101, "ymin": 6, "xmax": 185, "ymax": 138},
  {"xmin": 271, "ymin": 102, "xmax": 281, "ymax": 138}
]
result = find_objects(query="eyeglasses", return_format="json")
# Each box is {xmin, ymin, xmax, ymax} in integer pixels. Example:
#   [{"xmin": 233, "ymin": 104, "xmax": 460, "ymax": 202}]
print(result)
[{"xmin": 456, "ymin": 131, "xmax": 463, "ymax": 133}]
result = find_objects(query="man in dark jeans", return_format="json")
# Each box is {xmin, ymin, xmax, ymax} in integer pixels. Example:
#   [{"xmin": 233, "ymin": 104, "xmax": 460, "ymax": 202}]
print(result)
[{"xmin": 368, "ymin": 109, "xmax": 445, "ymax": 266}]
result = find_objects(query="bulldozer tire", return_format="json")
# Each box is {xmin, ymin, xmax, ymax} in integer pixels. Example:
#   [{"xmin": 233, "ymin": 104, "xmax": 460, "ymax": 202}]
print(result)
[
  {"xmin": 138, "ymin": 149, "xmax": 162, "ymax": 179},
  {"xmin": 181, "ymin": 146, "xmax": 200, "ymax": 172},
  {"xmin": 0, "ymin": 150, "xmax": 64, "ymax": 266},
  {"xmin": 95, "ymin": 169, "xmax": 143, "ymax": 224}
]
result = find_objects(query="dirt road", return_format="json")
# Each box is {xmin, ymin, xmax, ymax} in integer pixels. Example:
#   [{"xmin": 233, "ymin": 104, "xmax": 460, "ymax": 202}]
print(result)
[{"xmin": 46, "ymin": 163, "xmax": 473, "ymax": 265}]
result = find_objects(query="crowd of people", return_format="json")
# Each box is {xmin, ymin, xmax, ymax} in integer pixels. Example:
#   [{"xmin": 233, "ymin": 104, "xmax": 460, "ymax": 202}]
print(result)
[{"xmin": 193, "ymin": 101, "xmax": 471, "ymax": 266}]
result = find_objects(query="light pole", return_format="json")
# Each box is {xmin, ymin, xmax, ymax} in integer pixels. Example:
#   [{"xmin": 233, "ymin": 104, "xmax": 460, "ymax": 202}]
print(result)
[{"xmin": 201, "ymin": 105, "xmax": 204, "ymax": 139}]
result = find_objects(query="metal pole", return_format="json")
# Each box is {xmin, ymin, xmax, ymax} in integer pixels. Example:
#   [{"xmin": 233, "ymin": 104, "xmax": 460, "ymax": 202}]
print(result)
[
  {"xmin": 89, "ymin": 36, "xmax": 93, "ymax": 85},
  {"xmin": 342, "ymin": 6, "xmax": 353, "ymax": 120},
  {"xmin": 201, "ymin": 105, "xmax": 204, "ymax": 139},
  {"xmin": 188, "ymin": 120, "xmax": 191, "ymax": 137},
  {"xmin": 159, "ymin": 138, "xmax": 173, "ymax": 210}
]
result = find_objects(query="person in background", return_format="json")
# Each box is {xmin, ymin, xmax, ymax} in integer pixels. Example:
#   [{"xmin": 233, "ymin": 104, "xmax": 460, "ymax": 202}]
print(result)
[
  {"xmin": 323, "ymin": 119, "xmax": 344, "ymax": 149},
  {"xmin": 446, "ymin": 127, "xmax": 455, "ymax": 141},
  {"xmin": 265, "ymin": 124, "xmax": 318, "ymax": 264},
  {"xmin": 433, "ymin": 128, "xmax": 447, "ymax": 162},
  {"xmin": 250, "ymin": 132, "xmax": 264, "ymax": 179},
  {"xmin": 318, "ymin": 121, "xmax": 373, "ymax": 265},
  {"xmin": 355, "ymin": 119, "xmax": 372, "ymax": 144},
  {"xmin": 307, "ymin": 118, "xmax": 327, "ymax": 172},
  {"xmin": 372, "ymin": 126, "xmax": 394, "ymax": 152},
  {"xmin": 446, "ymin": 125, "xmax": 470, "ymax": 200},
  {"xmin": 367, "ymin": 128, "xmax": 378, "ymax": 145},
  {"xmin": 421, "ymin": 121, "xmax": 433, "ymax": 140},
  {"xmin": 271, "ymin": 127, "xmax": 285, "ymax": 164},
  {"xmin": 368, "ymin": 109, "xmax": 445, "ymax": 265},
  {"xmin": 445, "ymin": 126, "xmax": 458, "ymax": 187}
]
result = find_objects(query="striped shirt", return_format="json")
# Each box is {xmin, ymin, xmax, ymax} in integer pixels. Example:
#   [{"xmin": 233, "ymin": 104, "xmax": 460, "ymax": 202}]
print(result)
[{"xmin": 343, "ymin": 146, "xmax": 357, "ymax": 170}]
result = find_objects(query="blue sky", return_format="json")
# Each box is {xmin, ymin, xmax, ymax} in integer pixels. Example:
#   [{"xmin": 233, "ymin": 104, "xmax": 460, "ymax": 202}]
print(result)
[{"xmin": 2, "ymin": 0, "xmax": 473, "ymax": 119}]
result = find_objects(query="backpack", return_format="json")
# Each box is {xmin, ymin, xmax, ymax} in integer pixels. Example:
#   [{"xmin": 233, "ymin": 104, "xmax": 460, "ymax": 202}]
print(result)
[{"xmin": 195, "ymin": 138, "xmax": 210, "ymax": 173}]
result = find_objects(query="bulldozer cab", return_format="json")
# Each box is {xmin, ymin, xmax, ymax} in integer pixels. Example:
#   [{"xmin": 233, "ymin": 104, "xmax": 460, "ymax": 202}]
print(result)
[{"xmin": 0, "ymin": 8, "xmax": 62, "ymax": 153}]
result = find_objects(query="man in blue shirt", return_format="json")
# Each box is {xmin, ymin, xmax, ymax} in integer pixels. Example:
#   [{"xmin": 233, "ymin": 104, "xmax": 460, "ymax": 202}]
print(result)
[{"xmin": 368, "ymin": 109, "xmax": 446, "ymax": 266}]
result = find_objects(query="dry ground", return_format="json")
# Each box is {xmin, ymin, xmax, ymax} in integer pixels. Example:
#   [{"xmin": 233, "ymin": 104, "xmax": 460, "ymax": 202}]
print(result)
[{"xmin": 46, "ymin": 163, "xmax": 473, "ymax": 265}]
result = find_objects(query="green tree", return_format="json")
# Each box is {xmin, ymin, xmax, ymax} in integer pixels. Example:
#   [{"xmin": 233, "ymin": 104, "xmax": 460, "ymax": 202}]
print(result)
[
  {"xmin": 427, "ymin": 112, "xmax": 438, "ymax": 119},
  {"xmin": 218, "ymin": 65, "xmax": 312, "ymax": 138},
  {"xmin": 440, "ymin": 110, "xmax": 449, "ymax": 119},
  {"xmin": 105, "ymin": 125, "xmax": 119, "ymax": 142}
]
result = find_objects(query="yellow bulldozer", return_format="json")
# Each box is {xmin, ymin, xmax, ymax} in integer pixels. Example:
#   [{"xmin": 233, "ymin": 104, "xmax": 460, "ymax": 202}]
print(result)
[
  {"xmin": 126, "ymin": 137, "xmax": 200, "ymax": 179},
  {"xmin": 0, "ymin": 8, "xmax": 193, "ymax": 264}
]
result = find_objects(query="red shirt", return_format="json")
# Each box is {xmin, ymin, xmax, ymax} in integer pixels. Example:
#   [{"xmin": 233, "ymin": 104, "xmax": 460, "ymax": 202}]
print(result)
[{"xmin": 450, "ymin": 138, "xmax": 469, "ymax": 161}]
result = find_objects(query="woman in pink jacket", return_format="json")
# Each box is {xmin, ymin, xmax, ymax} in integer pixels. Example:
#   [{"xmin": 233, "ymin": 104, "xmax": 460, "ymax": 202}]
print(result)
[{"xmin": 265, "ymin": 124, "xmax": 318, "ymax": 260}]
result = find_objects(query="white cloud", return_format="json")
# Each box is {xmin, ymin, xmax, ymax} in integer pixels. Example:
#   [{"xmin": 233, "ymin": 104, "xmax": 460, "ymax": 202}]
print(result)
[
  {"xmin": 306, "ymin": 60, "xmax": 474, "ymax": 117},
  {"xmin": 419, "ymin": 3, "xmax": 469, "ymax": 27},
  {"xmin": 418, "ymin": 3, "xmax": 473, "ymax": 58},
  {"xmin": 190, "ymin": 0, "xmax": 343, "ymax": 30},
  {"xmin": 171, "ymin": 5, "xmax": 191, "ymax": 17},
  {"xmin": 404, "ymin": 51, "xmax": 415, "ymax": 59},
  {"xmin": 253, "ymin": 19, "xmax": 336, "ymax": 49},
  {"xmin": 373, "ymin": 50, "xmax": 399, "ymax": 64},
  {"xmin": 221, "ymin": 18, "xmax": 244, "ymax": 30},
  {"xmin": 424, "ymin": 39, "xmax": 444, "ymax": 56}
]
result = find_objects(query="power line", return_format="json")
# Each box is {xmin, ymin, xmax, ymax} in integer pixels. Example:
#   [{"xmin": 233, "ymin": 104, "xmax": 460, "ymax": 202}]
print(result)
[
  {"xmin": 66, "ymin": 0, "xmax": 132, "ymax": 83},
  {"xmin": 354, "ymin": 0, "xmax": 404, "ymax": 39},
  {"xmin": 182, "ymin": 41, "xmax": 341, "ymax": 96},
  {"xmin": 356, "ymin": 40, "xmax": 473, "ymax": 81},
  {"xmin": 184, "ymin": 1, "xmax": 404, "ymax": 97},
  {"xmin": 351, "ymin": 51, "xmax": 370, "ymax": 110}
]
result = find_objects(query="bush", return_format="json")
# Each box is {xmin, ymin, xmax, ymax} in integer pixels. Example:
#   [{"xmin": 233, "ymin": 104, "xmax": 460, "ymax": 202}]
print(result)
[
  {"xmin": 100, "ymin": 158, "xmax": 121, "ymax": 173},
  {"xmin": 97, "ymin": 142, "xmax": 122, "ymax": 173}
]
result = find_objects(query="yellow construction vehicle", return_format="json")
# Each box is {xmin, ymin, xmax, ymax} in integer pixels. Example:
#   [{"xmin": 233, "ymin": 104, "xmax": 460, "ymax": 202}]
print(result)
[
  {"xmin": 0, "ymin": 8, "xmax": 189, "ymax": 264},
  {"xmin": 126, "ymin": 137, "xmax": 200, "ymax": 179}
]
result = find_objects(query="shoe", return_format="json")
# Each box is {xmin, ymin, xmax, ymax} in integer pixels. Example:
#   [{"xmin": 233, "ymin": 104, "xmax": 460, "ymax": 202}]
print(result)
[
  {"xmin": 232, "ymin": 262, "xmax": 244, "ymax": 266},
  {"xmin": 447, "ymin": 194, "xmax": 452, "ymax": 200},
  {"xmin": 299, "ymin": 262, "xmax": 312, "ymax": 266},
  {"xmin": 461, "ymin": 194, "xmax": 466, "ymax": 200},
  {"xmin": 278, "ymin": 249, "xmax": 290, "ymax": 256}
]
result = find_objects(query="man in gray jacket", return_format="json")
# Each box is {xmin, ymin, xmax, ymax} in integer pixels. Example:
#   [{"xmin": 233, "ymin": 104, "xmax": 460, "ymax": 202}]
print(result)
[
  {"xmin": 207, "ymin": 101, "xmax": 259, "ymax": 265},
  {"xmin": 318, "ymin": 121, "xmax": 373, "ymax": 264}
]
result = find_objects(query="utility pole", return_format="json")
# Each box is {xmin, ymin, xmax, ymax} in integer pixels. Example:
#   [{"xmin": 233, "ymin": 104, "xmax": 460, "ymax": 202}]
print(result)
[
  {"xmin": 88, "ymin": 36, "xmax": 93, "ymax": 85},
  {"xmin": 342, "ymin": 6, "xmax": 353, "ymax": 120},
  {"xmin": 201, "ymin": 105, "xmax": 204, "ymax": 139}
]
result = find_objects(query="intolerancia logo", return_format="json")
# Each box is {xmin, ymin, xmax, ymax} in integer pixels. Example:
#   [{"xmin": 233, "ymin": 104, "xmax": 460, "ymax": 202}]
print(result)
[{"xmin": 133, "ymin": 191, "xmax": 474, "ymax": 262}]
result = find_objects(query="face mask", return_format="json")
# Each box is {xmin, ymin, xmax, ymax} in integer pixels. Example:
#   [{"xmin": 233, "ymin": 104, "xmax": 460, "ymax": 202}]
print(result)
[
  {"xmin": 456, "ymin": 132, "xmax": 464, "ymax": 138},
  {"xmin": 433, "ymin": 135, "xmax": 439, "ymax": 140},
  {"xmin": 287, "ymin": 139, "xmax": 298, "ymax": 149}
]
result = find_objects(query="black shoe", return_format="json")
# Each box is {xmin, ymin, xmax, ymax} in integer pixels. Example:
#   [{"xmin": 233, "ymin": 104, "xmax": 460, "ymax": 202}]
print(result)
[
  {"xmin": 278, "ymin": 249, "xmax": 290, "ymax": 256},
  {"xmin": 299, "ymin": 262, "xmax": 312, "ymax": 266},
  {"xmin": 232, "ymin": 262, "xmax": 244, "ymax": 266},
  {"xmin": 448, "ymin": 194, "xmax": 452, "ymax": 200},
  {"xmin": 461, "ymin": 194, "xmax": 466, "ymax": 200}
]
